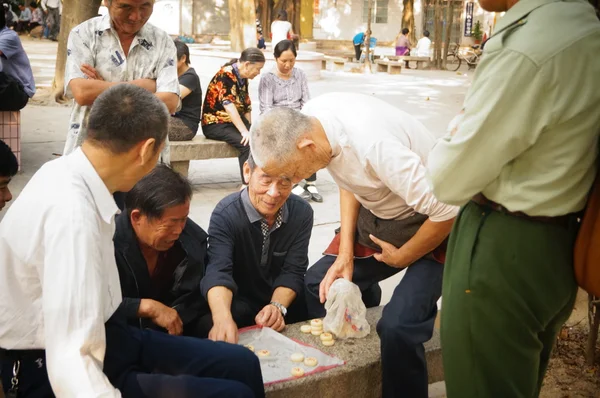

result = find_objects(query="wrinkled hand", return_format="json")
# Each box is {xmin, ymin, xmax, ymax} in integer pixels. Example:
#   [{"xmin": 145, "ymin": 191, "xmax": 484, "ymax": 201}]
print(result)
[
  {"xmin": 255, "ymin": 304, "xmax": 285, "ymax": 332},
  {"xmin": 369, "ymin": 234, "xmax": 403, "ymax": 268},
  {"xmin": 209, "ymin": 316, "xmax": 239, "ymax": 344},
  {"xmin": 319, "ymin": 254, "xmax": 354, "ymax": 303},
  {"xmin": 240, "ymin": 131, "xmax": 250, "ymax": 146},
  {"xmin": 80, "ymin": 63, "xmax": 104, "ymax": 81},
  {"xmin": 150, "ymin": 302, "xmax": 183, "ymax": 335}
]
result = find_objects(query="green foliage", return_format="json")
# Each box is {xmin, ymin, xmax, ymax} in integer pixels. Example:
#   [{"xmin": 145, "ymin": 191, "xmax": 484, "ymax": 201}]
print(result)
[{"xmin": 472, "ymin": 20, "xmax": 483, "ymax": 41}]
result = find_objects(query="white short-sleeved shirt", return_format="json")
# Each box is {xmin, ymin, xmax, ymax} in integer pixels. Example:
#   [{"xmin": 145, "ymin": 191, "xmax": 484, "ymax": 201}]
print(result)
[
  {"xmin": 415, "ymin": 37, "xmax": 432, "ymax": 57},
  {"xmin": 0, "ymin": 149, "xmax": 122, "ymax": 396},
  {"xmin": 302, "ymin": 92, "xmax": 458, "ymax": 222},
  {"xmin": 271, "ymin": 20, "xmax": 292, "ymax": 49},
  {"xmin": 63, "ymin": 15, "xmax": 179, "ymax": 155}
]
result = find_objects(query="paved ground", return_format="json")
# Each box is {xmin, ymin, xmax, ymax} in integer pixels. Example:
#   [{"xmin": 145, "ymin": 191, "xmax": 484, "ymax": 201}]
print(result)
[{"xmin": 9, "ymin": 35, "xmax": 467, "ymax": 398}]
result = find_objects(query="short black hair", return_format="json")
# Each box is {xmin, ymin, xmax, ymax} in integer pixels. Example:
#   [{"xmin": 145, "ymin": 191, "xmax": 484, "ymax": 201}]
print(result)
[
  {"xmin": 125, "ymin": 164, "xmax": 193, "ymax": 219},
  {"xmin": 274, "ymin": 39, "xmax": 296, "ymax": 59},
  {"xmin": 174, "ymin": 39, "xmax": 190, "ymax": 65},
  {"xmin": 402, "ymin": 28, "xmax": 410, "ymax": 35},
  {"xmin": 0, "ymin": 140, "xmax": 17, "ymax": 178},
  {"xmin": 423, "ymin": 30, "xmax": 430, "ymax": 38},
  {"xmin": 86, "ymin": 84, "xmax": 169, "ymax": 154},
  {"xmin": 29, "ymin": 2, "xmax": 36, "ymax": 7},
  {"xmin": 277, "ymin": 10, "xmax": 288, "ymax": 20}
]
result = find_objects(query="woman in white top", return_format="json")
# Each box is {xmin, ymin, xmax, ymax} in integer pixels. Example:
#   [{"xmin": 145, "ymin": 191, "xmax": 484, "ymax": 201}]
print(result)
[
  {"xmin": 258, "ymin": 40, "xmax": 322, "ymax": 203},
  {"xmin": 270, "ymin": 10, "xmax": 294, "ymax": 50}
]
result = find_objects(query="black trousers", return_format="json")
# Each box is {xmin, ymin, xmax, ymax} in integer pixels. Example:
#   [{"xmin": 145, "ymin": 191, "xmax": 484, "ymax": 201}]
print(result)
[
  {"xmin": 203, "ymin": 120, "xmax": 251, "ymax": 184},
  {"xmin": 0, "ymin": 72, "xmax": 29, "ymax": 111},
  {"xmin": 354, "ymin": 44, "xmax": 362, "ymax": 61},
  {"xmin": 195, "ymin": 294, "xmax": 309, "ymax": 338},
  {"xmin": 1, "ymin": 316, "xmax": 265, "ymax": 397}
]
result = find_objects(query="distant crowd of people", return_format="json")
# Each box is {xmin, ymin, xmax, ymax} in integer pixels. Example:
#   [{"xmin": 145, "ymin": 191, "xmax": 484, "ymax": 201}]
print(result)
[{"xmin": 4, "ymin": 0, "xmax": 60, "ymax": 39}]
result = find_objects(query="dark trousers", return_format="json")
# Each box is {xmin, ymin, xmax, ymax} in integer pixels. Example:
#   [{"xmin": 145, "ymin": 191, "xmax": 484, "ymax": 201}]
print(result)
[
  {"xmin": 1, "ymin": 318, "xmax": 265, "ymax": 397},
  {"xmin": 0, "ymin": 72, "xmax": 29, "ymax": 111},
  {"xmin": 306, "ymin": 173, "xmax": 317, "ymax": 183},
  {"xmin": 46, "ymin": 7, "xmax": 59, "ymax": 40},
  {"xmin": 196, "ymin": 294, "xmax": 309, "ymax": 338},
  {"xmin": 203, "ymin": 121, "xmax": 250, "ymax": 184},
  {"xmin": 305, "ymin": 255, "xmax": 443, "ymax": 398},
  {"xmin": 441, "ymin": 202, "xmax": 579, "ymax": 398},
  {"xmin": 354, "ymin": 44, "xmax": 362, "ymax": 61}
]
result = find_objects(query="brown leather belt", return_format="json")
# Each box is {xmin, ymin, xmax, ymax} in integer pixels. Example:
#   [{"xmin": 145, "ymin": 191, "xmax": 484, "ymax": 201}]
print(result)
[{"xmin": 471, "ymin": 194, "xmax": 578, "ymax": 229}]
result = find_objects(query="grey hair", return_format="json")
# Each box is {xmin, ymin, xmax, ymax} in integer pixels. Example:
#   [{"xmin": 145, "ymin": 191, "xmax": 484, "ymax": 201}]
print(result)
[{"xmin": 249, "ymin": 107, "xmax": 313, "ymax": 168}]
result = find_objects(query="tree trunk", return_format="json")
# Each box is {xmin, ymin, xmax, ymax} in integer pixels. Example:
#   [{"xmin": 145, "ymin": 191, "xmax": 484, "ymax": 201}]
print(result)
[
  {"xmin": 229, "ymin": 0, "xmax": 257, "ymax": 52},
  {"xmin": 363, "ymin": 0, "xmax": 374, "ymax": 72},
  {"xmin": 53, "ymin": 0, "xmax": 102, "ymax": 102},
  {"xmin": 442, "ymin": 0, "xmax": 455, "ymax": 69},
  {"xmin": 432, "ymin": 0, "xmax": 443, "ymax": 69},
  {"xmin": 402, "ymin": 0, "xmax": 416, "ymax": 45}
]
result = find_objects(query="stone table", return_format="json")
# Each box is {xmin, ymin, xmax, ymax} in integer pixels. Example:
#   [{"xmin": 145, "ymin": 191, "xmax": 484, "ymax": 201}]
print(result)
[{"xmin": 265, "ymin": 306, "xmax": 443, "ymax": 398}]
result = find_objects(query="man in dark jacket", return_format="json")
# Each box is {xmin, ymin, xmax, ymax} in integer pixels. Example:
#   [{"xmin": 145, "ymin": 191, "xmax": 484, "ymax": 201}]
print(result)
[
  {"xmin": 114, "ymin": 164, "xmax": 209, "ymax": 336},
  {"xmin": 199, "ymin": 154, "xmax": 313, "ymax": 343}
]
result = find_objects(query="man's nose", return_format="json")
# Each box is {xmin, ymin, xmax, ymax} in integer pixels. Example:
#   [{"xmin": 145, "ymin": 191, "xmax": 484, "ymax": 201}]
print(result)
[
  {"xmin": 267, "ymin": 183, "xmax": 281, "ymax": 198},
  {"xmin": 2, "ymin": 188, "xmax": 12, "ymax": 204},
  {"xmin": 129, "ymin": 9, "xmax": 143, "ymax": 22}
]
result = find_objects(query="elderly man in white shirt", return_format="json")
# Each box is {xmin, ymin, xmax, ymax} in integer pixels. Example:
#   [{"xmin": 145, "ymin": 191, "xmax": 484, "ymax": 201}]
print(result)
[
  {"xmin": 0, "ymin": 85, "xmax": 264, "ymax": 398},
  {"xmin": 63, "ymin": 0, "xmax": 180, "ymax": 163},
  {"xmin": 250, "ymin": 93, "xmax": 458, "ymax": 398}
]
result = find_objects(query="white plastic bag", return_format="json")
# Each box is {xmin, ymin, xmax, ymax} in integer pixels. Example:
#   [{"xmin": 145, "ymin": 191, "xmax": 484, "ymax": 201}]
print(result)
[{"xmin": 322, "ymin": 279, "xmax": 370, "ymax": 339}]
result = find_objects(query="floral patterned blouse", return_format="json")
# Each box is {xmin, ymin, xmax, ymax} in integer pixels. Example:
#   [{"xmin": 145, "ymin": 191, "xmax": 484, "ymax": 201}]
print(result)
[{"xmin": 201, "ymin": 64, "xmax": 251, "ymax": 126}]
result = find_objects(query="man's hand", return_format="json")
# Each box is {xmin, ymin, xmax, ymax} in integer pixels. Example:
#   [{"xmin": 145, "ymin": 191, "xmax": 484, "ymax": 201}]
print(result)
[
  {"xmin": 80, "ymin": 64, "xmax": 104, "ymax": 81},
  {"xmin": 369, "ymin": 234, "xmax": 404, "ymax": 268},
  {"xmin": 319, "ymin": 254, "xmax": 354, "ymax": 303},
  {"xmin": 255, "ymin": 304, "xmax": 285, "ymax": 332},
  {"xmin": 209, "ymin": 316, "xmax": 239, "ymax": 344},
  {"xmin": 139, "ymin": 299, "xmax": 183, "ymax": 335}
]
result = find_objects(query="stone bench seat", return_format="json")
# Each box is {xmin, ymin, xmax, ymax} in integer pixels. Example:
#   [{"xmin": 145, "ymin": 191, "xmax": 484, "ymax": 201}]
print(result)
[
  {"xmin": 266, "ymin": 306, "xmax": 443, "ymax": 398},
  {"xmin": 375, "ymin": 60, "xmax": 402, "ymax": 75},
  {"xmin": 170, "ymin": 134, "xmax": 239, "ymax": 177},
  {"xmin": 322, "ymin": 55, "xmax": 348, "ymax": 72}
]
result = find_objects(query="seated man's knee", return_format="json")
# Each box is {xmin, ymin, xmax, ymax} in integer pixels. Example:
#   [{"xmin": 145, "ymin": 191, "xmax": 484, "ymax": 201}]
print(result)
[
  {"xmin": 362, "ymin": 283, "xmax": 382, "ymax": 308},
  {"xmin": 376, "ymin": 313, "xmax": 419, "ymax": 347},
  {"xmin": 219, "ymin": 380, "xmax": 255, "ymax": 398}
]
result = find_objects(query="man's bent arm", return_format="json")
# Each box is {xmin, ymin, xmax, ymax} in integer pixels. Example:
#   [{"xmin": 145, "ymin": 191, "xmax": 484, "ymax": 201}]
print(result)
[
  {"xmin": 391, "ymin": 218, "xmax": 454, "ymax": 268},
  {"xmin": 338, "ymin": 188, "xmax": 361, "ymax": 257},
  {"xmin": 42, "ymin": 204, "xmax": 120, "ymax": 397},
  {"xmin": 68, "ymin": 78, "xmax": 157, "ymax": 107},
  {"xmin": 156, "ymin": 92, "xmax": 179, "ymax": 114}
]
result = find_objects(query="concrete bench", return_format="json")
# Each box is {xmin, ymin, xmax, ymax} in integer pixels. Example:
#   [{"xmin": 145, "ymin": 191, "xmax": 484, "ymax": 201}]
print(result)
[
  {"xmin": 375, "ymin": 60, "xmax": 402, "ymax": 75},
  {"xmin": 401, "ymin": 56, "xmax": 431, "ymax": 70},
  {"xmin": 322, "ymin": 56, "xmax": 347, "ymax": 72},
  {"xmin": 170, "ymin": 135, "xmax": 239, "ymax": 177},
  {"xmin": 266, "ymin": 306, "xmax": 443, "ymax": 398}
]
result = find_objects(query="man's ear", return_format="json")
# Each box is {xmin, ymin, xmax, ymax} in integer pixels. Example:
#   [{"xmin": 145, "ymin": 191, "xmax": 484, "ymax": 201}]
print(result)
[
  {"xmin": 130, "ymin": 209, "xmax": 142, "ymax": 226},
  {"xmin": 138, "ymin": 138, "xmax": 159, "ymax": 166},
  {"xmin": 243, "ymin": 161, "xmax": 251, "ymax": 185},
  {"xmin": 297, "ymin": 136, "xmax": 315, "ymax": 150}
]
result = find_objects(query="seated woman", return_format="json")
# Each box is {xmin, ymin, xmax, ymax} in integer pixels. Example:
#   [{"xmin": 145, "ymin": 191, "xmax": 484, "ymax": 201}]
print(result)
[
  {"xmin": 170, "ymin": 40, "xmax": 201, "ymax": 141},
  {"xmin": 201, "ymin": 48, "xmax": 265, "ymax": 186},
  {"xmin": 114, "ymin": 165, "xmax": 209, "ymax": 337},
  {"xmin": 395, "ymin": 28, "xmax": 411, "ymax": 56},
  {"xmin": 258, "ymin": 40, "xmax": 322, "ymax": 203}
]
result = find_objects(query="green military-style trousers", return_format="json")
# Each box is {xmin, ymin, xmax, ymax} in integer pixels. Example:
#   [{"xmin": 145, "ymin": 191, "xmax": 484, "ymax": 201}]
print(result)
[{"xmin": 441, "ymin": 201, "xmax": 579, "ymax": 398}]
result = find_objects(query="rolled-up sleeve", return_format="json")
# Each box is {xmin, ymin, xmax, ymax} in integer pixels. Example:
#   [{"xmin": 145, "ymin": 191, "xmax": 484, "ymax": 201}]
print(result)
[
  {"xmin": 272, "ymin": 206, "xmax": 313, "ymax": 294},
  {"xmin": 201, "ymin": 208, "xmax": 238, "ymax": 298},
  {"xmin": 64, "ymin": 27, "xmax": 94, "ymax": 96},
  {"xmin": 368, "ymin": 142, "xmax": 458, "ymax": 222},
  {"xmin": 427, "ymin": 50, "xmax": 549, "ymax": 205},
  {"xmin": 42, "ymin": 201, "xmax": 120, "ymax": 397},
  {"xmin": 156, "ymin": 38, "xmax": 180, "ymax": 95}
]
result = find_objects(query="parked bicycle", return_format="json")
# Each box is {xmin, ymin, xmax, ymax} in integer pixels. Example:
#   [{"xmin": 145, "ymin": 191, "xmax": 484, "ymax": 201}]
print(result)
[{"xmin": 445, "ymin": 43, "xmax": 482, "ymax": 72}]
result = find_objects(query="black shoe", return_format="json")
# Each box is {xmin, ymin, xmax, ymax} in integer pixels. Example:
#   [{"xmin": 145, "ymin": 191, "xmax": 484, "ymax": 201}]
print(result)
[
  {"xmin": 306, "ymin": 184, "xmax": 323, "ymax": 203},
  {"xmin": 292, "ymin": 184, "xmax": 311, "ymax": 201}
]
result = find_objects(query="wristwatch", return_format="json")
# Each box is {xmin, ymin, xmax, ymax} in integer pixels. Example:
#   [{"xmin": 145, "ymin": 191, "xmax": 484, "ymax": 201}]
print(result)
[{"xmin": 270, "ymin": 301, "xmax": 287, "ymax": 317}]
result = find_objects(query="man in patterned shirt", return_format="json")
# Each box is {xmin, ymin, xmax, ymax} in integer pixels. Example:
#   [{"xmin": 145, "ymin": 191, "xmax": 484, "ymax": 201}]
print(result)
[
  {"xmin": 63, "ymin": 0, "xmax": 180, "ymax": 159},
  {"xmin": 199, "ymin": 154, "xmax": 313, "ymax": 343}
]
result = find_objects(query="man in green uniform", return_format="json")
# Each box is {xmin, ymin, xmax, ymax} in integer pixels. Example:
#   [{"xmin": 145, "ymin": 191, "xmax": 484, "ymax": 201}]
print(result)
[{"xmin": 428, "ymin": 0, "xmax": 600, "ymax": 397}]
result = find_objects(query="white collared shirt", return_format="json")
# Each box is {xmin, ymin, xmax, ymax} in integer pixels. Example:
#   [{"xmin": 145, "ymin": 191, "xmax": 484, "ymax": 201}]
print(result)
[
  {"xmin": 302, "ymin": 92, "xmax": 458, "ymax": 222},
  {"xmin": 0, "ymin": 149, "xmax": 122, "ymax": 397},
  {"xmin": 63, "ymin": 15, "xmax": 179, "ymax": 155},
  {"xmin": 41, "ymin": 0, "xmax": 61, "ymax": 11}
]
